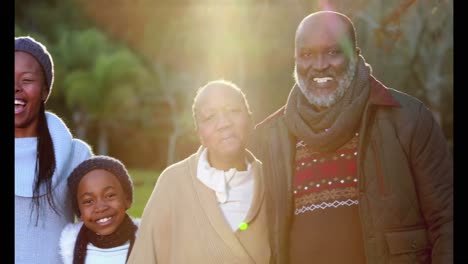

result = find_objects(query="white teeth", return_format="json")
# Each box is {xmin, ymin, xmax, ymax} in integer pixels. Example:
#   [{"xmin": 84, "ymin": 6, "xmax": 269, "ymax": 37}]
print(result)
[
  {"xmin": 97, "ymin": 217, "xmax": 111, "ymax": 223},
  {"xmin": 15, "ymin": 99, "xmax": 25, "ymax": 105},
  {"xmin": 313, "ymin": 77, "xmax": 333, "ymax": 83}
]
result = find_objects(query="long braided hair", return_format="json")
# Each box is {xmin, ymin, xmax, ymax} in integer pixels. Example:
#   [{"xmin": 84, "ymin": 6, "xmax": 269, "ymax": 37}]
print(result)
[{"xmin": 31, "ymin": 99, "xmax": 58, "ymax": 224}]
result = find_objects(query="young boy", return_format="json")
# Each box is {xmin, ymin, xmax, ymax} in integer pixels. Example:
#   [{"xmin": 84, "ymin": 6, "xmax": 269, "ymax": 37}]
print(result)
[{"xmin": 59, "ymin": 156, "xmax": 139, "ymax": 264}]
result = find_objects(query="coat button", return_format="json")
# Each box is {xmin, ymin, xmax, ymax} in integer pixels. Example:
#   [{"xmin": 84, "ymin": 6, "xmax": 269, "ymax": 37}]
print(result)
[{"xmin": 411, "ymin": 241, "xmax": 417, "ymax": 249}]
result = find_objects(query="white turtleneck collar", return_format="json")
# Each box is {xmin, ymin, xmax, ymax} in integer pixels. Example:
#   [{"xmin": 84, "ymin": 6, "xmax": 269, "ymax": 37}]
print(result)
[
  {"xmin": 197, "ymin": 147, "xmax": 252, "ymax": 203},
  {"xmin": 196, "ymin": 147, "xmax": 255, "ymax": 231}
]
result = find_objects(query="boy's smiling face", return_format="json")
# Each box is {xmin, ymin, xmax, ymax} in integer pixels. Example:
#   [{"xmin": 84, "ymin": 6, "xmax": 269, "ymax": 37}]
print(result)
[{"xmin": 77, "ymin": 169, "xmax": 131, "ymax": 235}]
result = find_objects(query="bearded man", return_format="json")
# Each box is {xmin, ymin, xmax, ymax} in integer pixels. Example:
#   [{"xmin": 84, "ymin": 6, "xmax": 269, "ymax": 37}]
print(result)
[{"xmin": 252, "ymin": 10, "xmax": 453, "ymax": 264}]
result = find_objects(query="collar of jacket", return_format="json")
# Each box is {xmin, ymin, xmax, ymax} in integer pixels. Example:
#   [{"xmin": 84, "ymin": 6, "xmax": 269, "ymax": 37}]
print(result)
[
  {"xmin": 368, "ymin": 75, "xmax": 400, "ymax": 107},
  {"xmin": 191, "ymin": 146, "xmax": 265, "ymax": 226}
]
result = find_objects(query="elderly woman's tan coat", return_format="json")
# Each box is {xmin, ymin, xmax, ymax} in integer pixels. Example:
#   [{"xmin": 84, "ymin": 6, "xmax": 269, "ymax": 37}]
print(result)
[{"xmin": 127, "ymin": 148, "xmax": 270, "ymax": 264}]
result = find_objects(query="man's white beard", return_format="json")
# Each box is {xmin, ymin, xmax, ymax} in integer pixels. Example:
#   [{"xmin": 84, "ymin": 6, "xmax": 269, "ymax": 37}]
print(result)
[{"xmin": 294, "ymin": 57, "xmax": 357, "ymax": 108}]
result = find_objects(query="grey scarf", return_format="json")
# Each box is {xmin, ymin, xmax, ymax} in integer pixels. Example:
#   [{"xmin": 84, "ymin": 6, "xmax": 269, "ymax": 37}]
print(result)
[{"xmin": 285, "ymin": 55, "xmax": 371, "ymax": 152}]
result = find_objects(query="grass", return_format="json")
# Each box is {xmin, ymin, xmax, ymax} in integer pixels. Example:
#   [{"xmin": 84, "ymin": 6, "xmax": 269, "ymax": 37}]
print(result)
[{"xmin": 127, "ymin": 168, "xmax": 160, "ymax": 218}]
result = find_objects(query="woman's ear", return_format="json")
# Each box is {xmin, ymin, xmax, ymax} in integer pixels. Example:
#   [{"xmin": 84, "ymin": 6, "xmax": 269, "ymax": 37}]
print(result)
[
  {"xmin": 246, "ymin": 115, "xmax": 255, "ymax": 144},
  {"xmin": 41, "ymin": 86, "xmax": 48, "ymax": 101},
  {"xmin": 125, "ymin": 197, "xmax": 132, "ymax": 210},
  {"xmin": 196, "ymin": 128, "xmax": 206, "ymax": 147},
  {"xmin": 248, "ymin": 114, "xmax": 255, "ymax": 133}
]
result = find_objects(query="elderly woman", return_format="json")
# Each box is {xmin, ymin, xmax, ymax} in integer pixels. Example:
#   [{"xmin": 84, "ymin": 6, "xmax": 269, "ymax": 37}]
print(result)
[
  {"xmin": 15, "ymin": 36, "xmax": 93, "ymax": 264},
  {"xmin": 128, "ymin": 80, "xmax": 270, "ymax": 264}
]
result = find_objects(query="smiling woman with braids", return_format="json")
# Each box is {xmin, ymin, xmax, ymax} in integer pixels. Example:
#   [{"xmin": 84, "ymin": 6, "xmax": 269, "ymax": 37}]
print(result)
[{"xmin": 15, "ymin": 36, "xmax": 93, "ymax": 264}]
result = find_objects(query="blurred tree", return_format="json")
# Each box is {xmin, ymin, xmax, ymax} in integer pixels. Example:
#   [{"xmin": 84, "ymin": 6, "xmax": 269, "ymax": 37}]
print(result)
[
  {"xmin": 152, "ymin": 63, "xmax": 198, "ymax": 166},
  {"xmin": 16, "ymin": 0, "xmax": 453, "ymax": 168},
  {"xmin": 351, "ymin": 0, "xmax": 453, "ymax": 148},
  {"xmin": 52, "ymin": 28, "xmax": 111, "ymax": 141},
  {"xmin": 63, "ymin": 42, "xmax": 150, "ymax": 155}
]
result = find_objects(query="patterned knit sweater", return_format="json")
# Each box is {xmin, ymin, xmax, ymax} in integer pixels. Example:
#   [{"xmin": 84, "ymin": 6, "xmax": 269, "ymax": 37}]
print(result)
[{"xmin": 290, "ymin": 133, "xmax": 366, "ymax": 264}]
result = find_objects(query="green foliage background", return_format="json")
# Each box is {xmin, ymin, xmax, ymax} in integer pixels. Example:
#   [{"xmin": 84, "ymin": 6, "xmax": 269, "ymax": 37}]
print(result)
[
  {"xmin": 15, "ymin": 0, "xmax": 453, "ymax": 173},
  {"xmin": 127, "ymin": 169, "xmax": 159, "ymax": 218}
]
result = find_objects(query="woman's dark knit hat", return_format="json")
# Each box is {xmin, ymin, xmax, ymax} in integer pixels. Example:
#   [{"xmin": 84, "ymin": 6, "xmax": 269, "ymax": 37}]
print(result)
[
  {"xmin": 15, "ymin": 36, "xmax": 54, "ymax": 102},
  {"xmin": 68, "ymin": 155, "xmax": 134, "ymax": 217}
]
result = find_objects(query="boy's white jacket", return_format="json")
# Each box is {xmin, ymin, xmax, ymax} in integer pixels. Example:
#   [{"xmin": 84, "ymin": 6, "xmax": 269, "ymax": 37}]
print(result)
[{"xmin": 59, "ymin": 218, "xmax": 140, "ymax": 264}]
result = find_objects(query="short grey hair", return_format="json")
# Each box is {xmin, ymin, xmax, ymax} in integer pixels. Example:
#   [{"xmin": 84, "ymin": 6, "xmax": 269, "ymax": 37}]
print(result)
[{"xmin": 192, "ymin": 79, "xmax": 252, "ymax": 130}]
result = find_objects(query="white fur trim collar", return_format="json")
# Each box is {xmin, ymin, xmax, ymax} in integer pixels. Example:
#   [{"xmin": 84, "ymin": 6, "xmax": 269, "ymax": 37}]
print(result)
[{"xmin": 59, "ymin": 218, "xmax": 140, "ymax": 264}]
